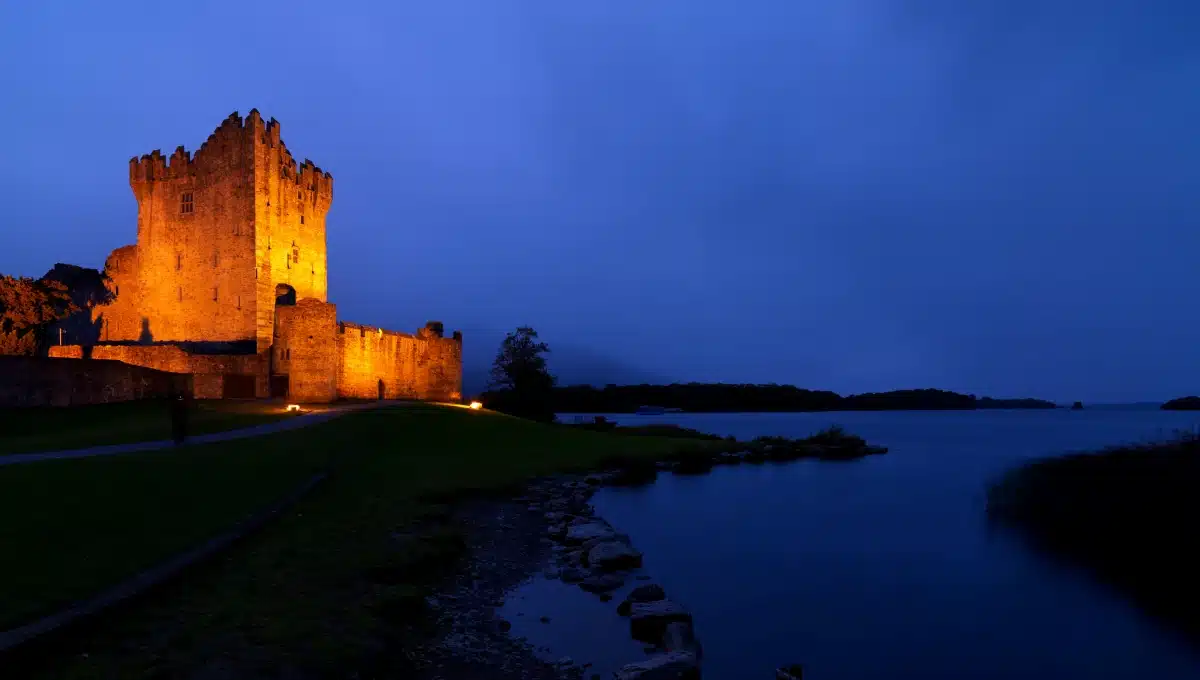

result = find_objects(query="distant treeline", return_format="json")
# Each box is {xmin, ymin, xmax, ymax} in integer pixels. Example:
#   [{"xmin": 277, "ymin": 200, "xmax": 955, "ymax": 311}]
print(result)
[
  {"xmin": 1161, "ymin": 396, "xmax": 1200, "ymax": 410},
  {"xmin": 478, "ymin": 384, "xmax": 1058, "ymax": 413}
]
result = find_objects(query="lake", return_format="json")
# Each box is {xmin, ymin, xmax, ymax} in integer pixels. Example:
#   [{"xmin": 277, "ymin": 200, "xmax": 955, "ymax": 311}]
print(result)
[{"xmin": 500, "ymin": 409, "xmax": 1200, "ymax": 679}]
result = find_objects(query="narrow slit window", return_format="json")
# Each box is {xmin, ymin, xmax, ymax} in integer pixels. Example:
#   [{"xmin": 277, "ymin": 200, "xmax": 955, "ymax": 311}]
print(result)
[
  {"xmin": 178, "ymin": 287, "xmax": 183, "ymax": 302},
  {"xmin": 212, "ymin": 287, "xmax": 218, "ymax": 302},
  {"xmin": 212, "ymin": 251, "xmax": 219, "ymax": 267},
  {"xmin": 176, "ymin": 253, "xmax": 182, "ymax": 271},
  {"xmin": 181, "ymin": 192, "xmax": 193, "ymax": 214},
  {"xmin": 236, "ymin": 295, "xmax": 241, "ymax": 310},
  {"xmin": 300, "ymin": 215, "xmax": 305, "ymax": 225}
]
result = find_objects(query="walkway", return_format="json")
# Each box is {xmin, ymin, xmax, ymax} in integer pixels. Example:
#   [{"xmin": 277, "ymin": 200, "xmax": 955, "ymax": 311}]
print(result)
[{"xmin": 0, "ymin": 401, "xmax": 399, "ymax": 467}]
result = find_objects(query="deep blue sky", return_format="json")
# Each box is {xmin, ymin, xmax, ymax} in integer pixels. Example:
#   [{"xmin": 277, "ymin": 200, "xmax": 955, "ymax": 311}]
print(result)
[{"xmin": 2, "ymin": 1, "xmax": 1198, "ymax": 401}]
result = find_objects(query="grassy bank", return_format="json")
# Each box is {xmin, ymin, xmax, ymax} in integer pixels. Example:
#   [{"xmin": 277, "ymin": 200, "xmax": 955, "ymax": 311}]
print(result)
[
  {"xmin": 988, "ymin": 435, "xmax": 1200, "ymax": 645},
  {"xmin": 0, "ymin": 399, "xmax": 294, "ymax": 454},
  {"xmin": 3, "ymin": 403, "xmax": 726, "ymax": 678}
]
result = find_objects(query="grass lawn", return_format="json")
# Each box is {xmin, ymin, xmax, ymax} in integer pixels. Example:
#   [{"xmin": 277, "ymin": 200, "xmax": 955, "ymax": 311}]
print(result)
[
  {"xmin": 0, "ymin": 399, "xmax": 295, "ymax": 454},
  {"xmin": 988, "ymin": 436, "xmax": 1200, "ymax": 646},
  {"xmin": 1, "ymin": 404, "xmax": 721, "ymax": 678}
]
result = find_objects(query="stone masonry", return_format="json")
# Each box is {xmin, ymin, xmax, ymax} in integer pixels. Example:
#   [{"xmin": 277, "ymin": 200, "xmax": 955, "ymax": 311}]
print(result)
[{"xmin": 50, "ymin": 111, "xmax": 462, "ymax": 403}]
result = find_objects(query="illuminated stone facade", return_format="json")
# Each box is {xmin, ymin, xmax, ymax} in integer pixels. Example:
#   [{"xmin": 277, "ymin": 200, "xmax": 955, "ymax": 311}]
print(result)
[{"xmin": 51, "ymin": 111, "xmax": 462, "ymax": 403}]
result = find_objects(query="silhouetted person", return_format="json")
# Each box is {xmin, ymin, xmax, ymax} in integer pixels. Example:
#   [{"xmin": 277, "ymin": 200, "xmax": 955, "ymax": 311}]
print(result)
[{"xmin": 170, "ymin": 388, "xmax": 189, "ymax": 445}]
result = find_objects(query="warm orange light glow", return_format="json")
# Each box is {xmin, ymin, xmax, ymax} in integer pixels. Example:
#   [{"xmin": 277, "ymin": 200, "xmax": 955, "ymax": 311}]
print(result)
[
  {"xmin": 286, "ymin": 404, "xmax": 301, "ymax": 412},
  {"xmin": 469, "ymin": 401, "xmax": 483, "ymax": 410}
]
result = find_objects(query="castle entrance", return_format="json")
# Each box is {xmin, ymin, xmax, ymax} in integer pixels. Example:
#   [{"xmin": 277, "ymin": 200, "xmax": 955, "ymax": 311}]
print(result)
[
  {"xmin": 275, "ymin": 283, "xmax": 297, "ymax": 306},
  {"xmin": 271, "ymin": 375, "xmax": 289, "ymax": 398}
]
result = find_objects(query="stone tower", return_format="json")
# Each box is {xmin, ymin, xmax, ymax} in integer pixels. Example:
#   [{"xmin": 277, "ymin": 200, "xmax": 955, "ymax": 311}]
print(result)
[{"xmin": 100, "ymin": 110, "xmax": 333, "ymax": 352}]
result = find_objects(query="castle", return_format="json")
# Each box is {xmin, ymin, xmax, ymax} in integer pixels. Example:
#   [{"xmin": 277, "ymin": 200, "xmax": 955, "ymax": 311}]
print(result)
[{"xmin": 49, "ymin": 110, "xmax": 463, "ymax": 403}]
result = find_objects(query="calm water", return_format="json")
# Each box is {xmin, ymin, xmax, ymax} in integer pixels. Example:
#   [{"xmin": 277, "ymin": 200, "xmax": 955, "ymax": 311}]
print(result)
[{"xmin": 501, "ymin": 409, "xmax": 1200, "ymax": 679}]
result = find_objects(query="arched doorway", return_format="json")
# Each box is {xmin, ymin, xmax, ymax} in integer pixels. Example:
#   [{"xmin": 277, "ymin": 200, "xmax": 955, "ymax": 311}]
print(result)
[
  {"xmin": 378, "ymin": 379, "xmax": 385, "ymax": 400},
  {"xmin": 275, "ymin": 283, "xmax": 297, "ymax": 307}
]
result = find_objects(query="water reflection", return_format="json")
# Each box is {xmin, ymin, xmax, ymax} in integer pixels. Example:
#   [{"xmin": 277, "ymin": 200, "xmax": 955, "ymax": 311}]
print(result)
[
  {"xmin": 512, "ymin": 411, "xmax": 1200, "ymax": 679},
  {"xmin": 500, "ymin": 574, "xmax": 653, "ymax": 678}
]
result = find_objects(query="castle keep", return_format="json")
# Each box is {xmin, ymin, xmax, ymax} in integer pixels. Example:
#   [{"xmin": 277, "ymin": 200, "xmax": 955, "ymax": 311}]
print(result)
[{"xmin": 50, "ymin": 110, "xmax": 462, "ymax": 403}]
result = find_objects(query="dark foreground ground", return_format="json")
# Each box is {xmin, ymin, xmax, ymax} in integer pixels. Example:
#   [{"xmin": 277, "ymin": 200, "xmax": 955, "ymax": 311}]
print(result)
[
  {"xmin": 1, "ymin": 405, "xmax": 721, "ymax": 678},
  {"xmin": 988, "ymin": 435, "xmax": 1200, "ymax": 646},
  {"xmin": 0, "ymin": 399, "xmax": 293, "ymax": 454}
]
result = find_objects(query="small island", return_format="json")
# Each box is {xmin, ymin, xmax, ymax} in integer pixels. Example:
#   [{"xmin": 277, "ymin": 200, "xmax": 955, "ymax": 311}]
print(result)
[{"xmin": 1161, "ymin": 396, "xmax": 1200, "ymax": 410}]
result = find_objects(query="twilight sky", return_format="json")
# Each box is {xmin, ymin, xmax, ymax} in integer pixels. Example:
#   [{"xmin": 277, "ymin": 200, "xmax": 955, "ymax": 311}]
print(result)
[{"xmin": 1, "ymin": 1, "xmax": 1198, "ymax": 402}]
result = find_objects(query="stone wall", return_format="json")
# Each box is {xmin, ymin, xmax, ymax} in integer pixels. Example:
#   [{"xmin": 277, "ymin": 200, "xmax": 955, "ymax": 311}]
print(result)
[
  {"xmin": 0, "ymin": 356, "xmax": 186, "ymax": 407},
  {"xmin": 45, "ymin": 110, "xmax": 466, "ymax": 405},
  {"xmin": 92, "ymin": 110, "xmax": 332, "ymax": 353},
  {"xmin": 335, "ymin": 322, "xmax": 462, "ymax": 401},
  {"xmin": 49, "ymin": 344, "xmax": 267, "ymax": 399},
  {"xmin": 273, "ymin": 299, "xmax": 338, "ymax": 403},
  {"xmin": 252, "ymin": 117, "xmax": 332, "ymax": 352}
]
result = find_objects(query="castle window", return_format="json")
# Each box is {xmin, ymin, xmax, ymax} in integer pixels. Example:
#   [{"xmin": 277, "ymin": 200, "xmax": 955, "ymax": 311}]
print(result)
[
  {"xmin": 176, "ymin": 254, "xmax": 182, "ymax": 271},
  {"xmin": 300, "ymin": 215, "xmax": 304, "ymax": 225},
  {"xmin": 212, "ymin": 251, "xmax": 219, "ymax": 267},
  {"xmin": 236, "ymin": 295, "xmax": 241, "ymax": 310},
  {"xmin": 181, "ymin": 192, "xmax": 193, "ymax": 214},
  {"xmin": 212, "ymin": 287, "xmax": 218, "ymax": 302},
  {"xmin": 298, "ymin": 190, "xmax": 302, "ymax": 200},
  {"xmin": 286, "ymin": 349, "xmax": 291, "ymax": 360},
  {"xmin": 286, "ymin": 254, "xmax": 291, "ymax": 269},
  {"xmin": 178, "ymin": 287, "xmax": 183, "ymax": 302}
]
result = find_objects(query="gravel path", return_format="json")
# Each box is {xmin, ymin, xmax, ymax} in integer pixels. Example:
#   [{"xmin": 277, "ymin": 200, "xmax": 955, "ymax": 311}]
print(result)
[{"xmin": 0, "ymin": 401, "xmax": 397, "ymax": 467}]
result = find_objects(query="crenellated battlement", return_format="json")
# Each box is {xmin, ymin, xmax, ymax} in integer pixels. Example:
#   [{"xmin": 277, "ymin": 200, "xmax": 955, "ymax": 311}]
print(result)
[
  {"xmin": 129, "ymin": 110, "xmax": 252, "ymax": 184},
  {"xmin": 337, "ymin": 321, "xmax": 463, "ymax": 344},
  {"xmin": 127, "ymin": 109, "xmax": 332, "ymax": 197}
]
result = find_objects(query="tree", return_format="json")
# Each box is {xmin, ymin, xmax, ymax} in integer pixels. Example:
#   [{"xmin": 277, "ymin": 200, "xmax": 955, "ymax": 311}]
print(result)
[
  {"xmin": 488, "ymin": 326, "xmax": 556, "ymax": 421},
  {"xmin": 0, "ymin": 274, "xmax": 79, "ymax": 355},
  {"xmin": 41, "ymin": 263, "xmax": 115, "ymax": 348}
]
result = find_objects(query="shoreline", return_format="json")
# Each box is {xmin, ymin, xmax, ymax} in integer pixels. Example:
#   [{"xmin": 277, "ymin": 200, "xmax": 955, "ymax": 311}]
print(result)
[
  {"xmin": 987, "ymin": 435, "xmax": 1200, "ymax": 651},
  {"xmin": 408, "ymin": 429, "xmax": 887, "ymax": 679},
  {"xmin": 410, "ymin": 472, "xmax": 704, "ymax": 679}
]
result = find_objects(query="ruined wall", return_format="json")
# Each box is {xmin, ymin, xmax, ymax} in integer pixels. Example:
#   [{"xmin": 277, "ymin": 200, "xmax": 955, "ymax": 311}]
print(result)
[
  {"xmin": 0, "ymin": 356, "xmax": 186, "ymax": 407},
  {"xmin": 335, "ymin": 321, "xmax": 462, "ymax": 401},
  {"xmin": 93, "ymin": 110, "xmax": 332, "ymax": 353},
  {"xmin": 273, "ymin": 299, "xmax": 337, "ymax": 403},
  {"xmin": 50, "ymin": 344, "xmax": 267, "ymax": 399}
]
